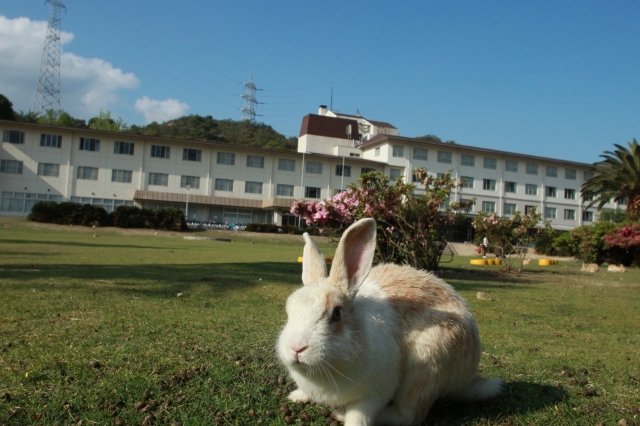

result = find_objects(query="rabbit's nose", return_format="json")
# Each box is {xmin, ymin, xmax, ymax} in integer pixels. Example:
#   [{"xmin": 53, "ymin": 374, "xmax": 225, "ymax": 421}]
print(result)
[{"xmin": 292, "ymin": 345, "xmax": 308, "ymax": 362}]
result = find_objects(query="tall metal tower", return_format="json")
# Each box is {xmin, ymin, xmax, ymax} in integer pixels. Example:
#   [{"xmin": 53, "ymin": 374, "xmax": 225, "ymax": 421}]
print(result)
[
  {"xmin": 33, "ymin": 0, "xmax": 66, "ymax": 116},
  {"xmin": 241, "ymin": 76, "xmax": 261, "ymax": 122}
]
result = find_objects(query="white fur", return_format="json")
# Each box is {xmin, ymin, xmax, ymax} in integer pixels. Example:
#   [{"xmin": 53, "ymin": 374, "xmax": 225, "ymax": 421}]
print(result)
[{"xmin": 277, "ymin": 218, "xmax": 501, "ymax": 425}]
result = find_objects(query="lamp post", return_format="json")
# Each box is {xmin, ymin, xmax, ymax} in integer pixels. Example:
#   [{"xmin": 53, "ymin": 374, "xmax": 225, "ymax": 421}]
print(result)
[{"xmin": 185, "ymin": 185, "xmax": 191, "ymax": 220}]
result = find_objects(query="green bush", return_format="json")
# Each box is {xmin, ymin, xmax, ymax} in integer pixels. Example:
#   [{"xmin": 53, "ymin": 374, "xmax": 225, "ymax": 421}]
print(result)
[
  {"xmin": 27, "ymin": 201, "xmax": 60, "ymax": 223},
  {"xmin": 28, "ymin": 202, "xmax": 185, "ymax": 231},
  {"xmin": 570, "ymin": 222, "xmax": 617, "ymax": 264},
  {"xmin": 28, "ymin": 201, "xmax": 110, "ymax": 226},
  {"xmin": 534, "ymin": 227, "xmax": 559, "ymax": 256}
]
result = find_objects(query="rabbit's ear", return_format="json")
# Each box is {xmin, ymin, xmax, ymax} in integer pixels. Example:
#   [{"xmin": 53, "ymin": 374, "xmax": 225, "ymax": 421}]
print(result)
[
  {"xmin": 302, "ymin": 233, "xmax": 327, "ymax": 285},
  {"xmin": 329, "ymin": 218, "xmax": 376, "ymax": 295}
]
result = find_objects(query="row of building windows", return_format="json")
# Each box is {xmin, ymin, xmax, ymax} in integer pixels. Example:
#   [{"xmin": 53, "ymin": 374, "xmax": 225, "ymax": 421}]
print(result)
[
  {"xmin": 476, "ymin": 200, "xmax": 593, "ymax": 222},
  {"xmin": 457, "ymin": 176, "xmax": 580, "ymax": 199},
  {"xmin": 0, "ymin": 157, "xmax": 377, "ymax": 182},
  {"xmin": 383, "ymin": 143, "xmax": 583, "ymax": 179}
]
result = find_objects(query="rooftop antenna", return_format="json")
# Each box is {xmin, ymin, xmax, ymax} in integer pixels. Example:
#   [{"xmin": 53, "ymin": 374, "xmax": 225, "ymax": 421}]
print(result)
[
  {"xmin": 330, "ymin": 81, "xmax": 334, "ymax": 110},
  {"xmin": 33, "ymin": 0, "xmax": 66, "ymax": 116},
  {"xmin": 241, "ymin": 75, "xmax": 262, "ymax": 122}
]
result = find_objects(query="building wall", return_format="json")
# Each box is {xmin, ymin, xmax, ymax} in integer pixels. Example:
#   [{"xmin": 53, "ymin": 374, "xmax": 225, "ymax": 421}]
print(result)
[
  {"xmin": 0, "ymin": 119, "xmax": 624, "ymax": 229},
  {"xmin": 0, "ymin": 121, "xmax": 385, "ymax": 224}
]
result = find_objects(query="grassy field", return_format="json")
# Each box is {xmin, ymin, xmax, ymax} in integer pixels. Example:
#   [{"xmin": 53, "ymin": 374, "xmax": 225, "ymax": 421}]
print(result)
[{"xmin": 0, "ymin": 218, "xmax": 638, "ymax": 426}]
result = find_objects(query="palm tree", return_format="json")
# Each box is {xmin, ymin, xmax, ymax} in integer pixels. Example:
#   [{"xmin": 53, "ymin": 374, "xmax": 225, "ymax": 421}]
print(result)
[{"xmin": 581, "ymin": 139, "xmax": 640, "ymax": 221}]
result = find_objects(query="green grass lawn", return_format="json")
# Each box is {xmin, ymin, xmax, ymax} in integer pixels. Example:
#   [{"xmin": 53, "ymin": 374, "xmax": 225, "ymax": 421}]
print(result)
[{"xmin": 0, "ymin": 218, "xmax": 638, "ymax": 425}]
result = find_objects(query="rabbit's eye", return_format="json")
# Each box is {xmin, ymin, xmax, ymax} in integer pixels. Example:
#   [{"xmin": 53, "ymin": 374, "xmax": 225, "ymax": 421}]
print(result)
[{"xmin": 330, "ymin": 306, "xmax": 342, "ymax": 322}]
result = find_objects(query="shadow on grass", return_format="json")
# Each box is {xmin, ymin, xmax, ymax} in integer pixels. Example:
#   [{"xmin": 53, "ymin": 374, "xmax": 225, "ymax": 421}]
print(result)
[
  {"xmin": 427, "ymin": 381, "xmax": 568, "ymax": 425},
  {"xmin": 0, "ymin": 238, "xmax": 164, "ymax": 250},
  {"xmin": 0, "ymin": 262, "xmax": 302, "ymax": 297}
]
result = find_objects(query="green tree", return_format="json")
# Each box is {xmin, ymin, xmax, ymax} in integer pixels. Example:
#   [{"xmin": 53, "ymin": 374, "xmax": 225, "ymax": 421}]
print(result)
[
  {"xmin": 582, "ymin": 139, "xmax": 640, "ymax": 221},
  {"xmin": 88, "ymin": 110, "xmax": 127, "ymax": 131},
  {"xmin": 37, "ymin": 109, "xmax": 86, "ymax": 128},
  {"xmin": 0, "ymin": 94, "xmax": 16, "ymax": 120}
]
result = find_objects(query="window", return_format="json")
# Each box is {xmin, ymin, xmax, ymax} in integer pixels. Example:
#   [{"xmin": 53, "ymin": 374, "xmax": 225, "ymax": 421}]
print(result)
[
  {"xmin": 112, "ymin": 169, "xmax": 133, "ymax": 183},
  {"xmin": 461, "ymin": 176, "xmax": 474, "ymax": 188},
  {"xmin": 526, "ymin": 163, "xmax": 538, "ymax": 175},
  {"xmin": 583, "ymin": 170, "xmax": 595, "ymax": 180},
  {"xmin": 582, "ymin": 211, "xmax": 594, "ymax": 222},
  {"xmin": 181, "ymin": 175, "xmax": 200, "ymax": 189},
  {"xmin": 461, "ymin": 154, "xmax": 475, "ymax": 166},
  {"xmin": 77, "ymin": 166, "xmax": 99, "ymax": 180},
  {"xmin": 545, "ymin": 186, "xmax": 557, "ymax": 198},
  {"xmin": 217, "ymin": 152, "xmax": 235, "ymax": 165},
  {"xmin": 413, "ymin": 147, "xmax": 428, "ymax": 160},
  {"xmin": 459, "ymin": 198, "xmax": 474, "ymax": 212},
  {"xmin": 505, "ymin": 159, "xmax": 518, "ymax": 172},
  {"xmin": 564, "ymin": 209, "xmax": 576, "ymax": 221},
  {"xmin": 525, "ymin": 205, "xmax": 537, "ymax": 215},
  {"xmin": 183, "ymin": 148, "xmax": 202, "ymax": 162},
  {"xmin": 483, "ymin": 178, "xmax": 496, "ymax": 191},
  {"xmin": 40, "ymin": 133, "xmax": 62, "ymax": 148},
  {"xmin": 544, "ymin": 207, "xmax": 557, "ymax": 219},
  {"xmin": 618, "ymin": 196, "xmax": 627, "ymax": 206},
  {"xmin": 545, "ymin": 166, "xmax": 557, "ymax": 177},
  {"xmin": 504, "ymin": 203, "xmax": 517, "ymax": 216},
  {"xmin": 374, "ymin": 147, "xmax": 380, "ymax": 156},
  {"xmin": 278, "ymin": 158, "xmax": 295, "ymax": 171},
  {"xmin": 392, "ymin": 145, "xmax": 404, "ymax": 157},
  {"xmin": 114, "ymin": 141, "xmax": 134, "ymax": 155},
  {"xmin": 482, "ymin": 201, "xmax": 496, "ymax": 213},
  {"xmin": 246, "ymin": 155, "xmax": 264, "ymax": 168},
  {"xmin": 361, "ymin": 167, "xmax": 375, "ymax": 175},
  {"xmin": 148, "ymin": 172, "xmax": 169, "ymax": 186},
  {"xmin": 38, "ymin": 162, "xmax": 60, "ymax": 177},
  {"xmin": 390, "ymin": 168, "xmax": 403, "ymax": 180},
  {"xmin": 349, "ymin": 153, "xmax": 360, "ymax": 157},
  {"xmin": 583, "ymin": 191, "xmax": 594, "ymax": 201},
  {"xmin": 0, "ymin": 159, "xmax": 23, "ymax": 174},
  {"xmin": 245, "ymin": 181, "xmax": 263, "ymax": 194},
  {"xmin": 305, "ymin": 186, "xmax": 321, "ymax": 199},
  {"xmin": 483, "ymin": 157, "xmax": 497, "ymax": 169},
  {"xmin": 306, "ymin": 161, "xmax": 323, "ymax": 174},
  {"xmin": 504, "ymin": 181, "xmax": 516, "ymax": 193},
  {"xmin": 437, "ymin": 151, "xmax": 452, "ymax": 163},
  {"xmin": 336, "ymin": 165, "xmax": 351, "ymax": 177},
  {"xmin": 79, "ymin": 137, "xmax": 100, "ymax": 151},
  {"xmin": 525, "ymin": 184, "xmax": 538, "ymax": 196},
  {"xmin": 276, "ymin": 184, "xmax": 294, "ymax": 197},
  {"xmin": 215, "ymin": 178, "xmax": 233, "ymax": 192},
  {"xmin": 2, "ymin": 130, "xmax": 25, "ymax": 144},
  {"xmin": 565, "ymin": 168, "xmax": 577, "ymax": 180},
  {"xmin": 564, "ymin": 188, "xmax": 576, "ymax": 200},
  {"xmin": 151, "ymin": 145, "xmax": 170, "ymax": 159}
]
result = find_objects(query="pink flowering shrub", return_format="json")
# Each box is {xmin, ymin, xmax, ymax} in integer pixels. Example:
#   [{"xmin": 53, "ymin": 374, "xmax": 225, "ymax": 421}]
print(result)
[
  {"xmin": 472, "ymin": 209, "xmax": 542, "ymax": 271},
  {"xmin": 603, "ymin": 224, "xmax": 640, "ymax": 249},
  {"xmin": 290, "ymin": 169, "xmax": 467, "ymax": 270},
  {"xmin": 603, "ymin": 223, "xmax": 640, "ymax": 266}
]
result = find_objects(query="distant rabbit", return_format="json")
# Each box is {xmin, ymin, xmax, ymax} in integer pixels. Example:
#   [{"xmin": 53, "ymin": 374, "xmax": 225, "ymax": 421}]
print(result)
[
  {"xmin": 581, "ymin": 263, "xmax": 599, "ymax": 273},
  {"xmin": 607, "ymin": 264, "xmax": 626, "ymax": 273},
  {"xmin": 277, "ymin": 218, "xmax": 501, "ymax": 425}
]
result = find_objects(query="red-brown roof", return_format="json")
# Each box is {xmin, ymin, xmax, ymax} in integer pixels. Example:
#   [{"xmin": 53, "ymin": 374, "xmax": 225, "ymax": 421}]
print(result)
[{"xmin": 299, "ymin": 114, "xmax": 361, "ymax": 139}]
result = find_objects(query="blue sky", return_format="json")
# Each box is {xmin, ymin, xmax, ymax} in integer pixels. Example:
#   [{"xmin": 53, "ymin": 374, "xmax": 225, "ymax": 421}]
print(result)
[{"xmin": 1, "ymin": 0, "xmax": 638, "ymax": 164}]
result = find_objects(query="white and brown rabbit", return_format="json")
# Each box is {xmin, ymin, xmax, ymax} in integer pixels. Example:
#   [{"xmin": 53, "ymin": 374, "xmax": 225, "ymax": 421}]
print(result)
[{"xmin": 277, "ymin": 218, "xmax": 501, "ymax": 425}]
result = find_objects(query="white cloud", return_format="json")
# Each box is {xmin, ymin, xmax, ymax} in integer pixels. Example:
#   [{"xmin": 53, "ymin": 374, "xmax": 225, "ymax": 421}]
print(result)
[
  {"xmin": 134, "ymin": 96, "xmax": 190, "ymax": 124},
  {"xmin": 0, "ymin": 15, "xmax": 138, "ymax": 117}
]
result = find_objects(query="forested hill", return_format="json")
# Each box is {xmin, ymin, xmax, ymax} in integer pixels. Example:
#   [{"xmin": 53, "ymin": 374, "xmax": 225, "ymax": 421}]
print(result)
[
  {"xmin": 1, "ymin": 92, "xmax": 298, "ymax": 151},
  {"xmin": 127, "ymin": 115, "xmax": 297, "ymax": 150}
]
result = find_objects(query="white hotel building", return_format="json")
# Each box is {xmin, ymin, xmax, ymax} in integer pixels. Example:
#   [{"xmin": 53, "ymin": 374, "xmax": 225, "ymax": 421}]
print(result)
[{"xmin": 0, "ymin": 107, "xmax": 621, "ymax": 229}]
